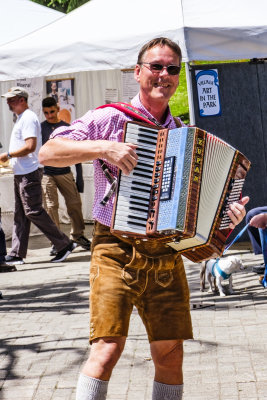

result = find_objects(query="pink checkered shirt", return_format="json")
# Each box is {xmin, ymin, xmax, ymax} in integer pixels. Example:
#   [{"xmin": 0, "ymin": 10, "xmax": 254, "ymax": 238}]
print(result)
[{"xmin": 50, "ymin": 94, "xmax": 184, "ymax": 227}]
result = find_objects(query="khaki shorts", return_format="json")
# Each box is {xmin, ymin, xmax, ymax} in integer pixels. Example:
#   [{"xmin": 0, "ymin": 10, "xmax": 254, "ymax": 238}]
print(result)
[{"xmin": 89, "ymin": 221, "xmax": 193, "ymax": 343}]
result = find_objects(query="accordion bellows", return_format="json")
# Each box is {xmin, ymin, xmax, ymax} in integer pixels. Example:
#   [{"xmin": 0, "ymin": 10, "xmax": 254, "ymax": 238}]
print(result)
[{"xmin": 111, "ymin": 121, "xmax": 251, "ymax": 262}]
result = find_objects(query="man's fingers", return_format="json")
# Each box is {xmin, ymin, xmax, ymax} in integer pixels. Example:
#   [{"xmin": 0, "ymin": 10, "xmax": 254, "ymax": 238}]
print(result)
[
  {"xmin": 239, "ymin": 196, "xmax": 250, "ymax": 207},
  {"xmin": 104, "ymin": 142, "xmax": 138, "ymax": 174},
  {"xmin": 119, "ymin": 156, "xmax": 138, "ymax": 175},
  {"xmin": 227, "ymin": 196, "xmax": 250, "ymax": 229}
]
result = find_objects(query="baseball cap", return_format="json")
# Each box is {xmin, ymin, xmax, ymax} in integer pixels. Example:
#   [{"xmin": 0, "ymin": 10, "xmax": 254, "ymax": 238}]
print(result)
[{"xmin": 1, "ymin": 87, "xmax": 28, "ymax": 99}]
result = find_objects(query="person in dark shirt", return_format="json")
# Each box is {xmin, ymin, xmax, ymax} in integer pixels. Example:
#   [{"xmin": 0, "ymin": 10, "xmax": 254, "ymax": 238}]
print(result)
[{"xmin": 41, "ymin": 97, "xmax": 91, "ymax": 255}]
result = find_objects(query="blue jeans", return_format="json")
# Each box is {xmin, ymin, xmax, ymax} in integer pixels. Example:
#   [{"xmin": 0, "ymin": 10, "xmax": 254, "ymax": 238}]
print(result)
[
  {"xmin": 259, "ymin": 228, "xmax": 267, "ymax": 287},
  {"xmin": 246, "ymin": 206, "xmax": 267, "ymax": 255}
]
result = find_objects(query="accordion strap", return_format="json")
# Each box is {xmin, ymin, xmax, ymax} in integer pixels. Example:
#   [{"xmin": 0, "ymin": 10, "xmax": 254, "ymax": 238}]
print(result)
[{"xmin": 96, "ymin": 102, "xmax": 160, "ymax": 127}]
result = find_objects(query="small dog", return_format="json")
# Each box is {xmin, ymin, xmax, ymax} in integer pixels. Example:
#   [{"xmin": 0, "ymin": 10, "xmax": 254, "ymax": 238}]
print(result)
[{"xmin": 200, "ymin": 255, "xmax": 244, "ymax": 296}]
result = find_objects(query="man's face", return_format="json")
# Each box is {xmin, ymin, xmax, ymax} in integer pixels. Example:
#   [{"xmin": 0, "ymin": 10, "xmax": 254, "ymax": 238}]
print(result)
[
  {"xmin": 51, "ymin": 82, "xmax": 57, "ymax": 92},
  {"xmin": 43, "ymin": 105, "xmax": 59, "ymax": 124},
  {"xmin": 7, "ymin": 96, "xmax": 25, "ymax": 113},
  {"xmin": 134, "ymin": 45, "xmax": 180, "ymax": 107}
]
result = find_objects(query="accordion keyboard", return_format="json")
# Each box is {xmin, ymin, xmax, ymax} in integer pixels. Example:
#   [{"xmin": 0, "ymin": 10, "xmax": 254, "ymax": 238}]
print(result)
[
  {"xmin": 219, "ymin": 178, "xmax": 246, "ymax": 229},
  {"xmin": 113, "ymin": 124, "xmax": 159, "ymax": 235}
]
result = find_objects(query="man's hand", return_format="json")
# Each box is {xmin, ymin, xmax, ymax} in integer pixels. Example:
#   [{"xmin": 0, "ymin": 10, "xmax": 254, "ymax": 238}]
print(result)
[
  {"xmin": 227, "ymin": 196, "xmax": 250, "ymax": 229},
  {"xmin": 103, "ymin": 142, "xmax": 138, "ymax": 175},
  {"xmin": 0, "ymin": 153, "xmax": 8, "ymax": 163},
  {"xmin": 250, "ymin": 213, "xmax": 267, "ymax": 229}
]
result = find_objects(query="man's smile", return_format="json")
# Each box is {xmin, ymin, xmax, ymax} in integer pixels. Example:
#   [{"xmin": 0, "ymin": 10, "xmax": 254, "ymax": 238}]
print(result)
[{"xmin": 154, "ymin": 82, "xmax": 171, "ymax": 88}]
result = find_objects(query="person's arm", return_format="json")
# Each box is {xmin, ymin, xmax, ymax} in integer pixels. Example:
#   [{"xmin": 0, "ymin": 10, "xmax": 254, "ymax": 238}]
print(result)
[
  {"xmin": 249, "ymin": 213, "xmax": 267, "ymax": 229},
  {"xmin": 38, "ymin": 137, "xmax": 138, "ymax": 175},
  {"xmin": 0, "ymin": 137, "xmax": 36, "ymax": 162}
]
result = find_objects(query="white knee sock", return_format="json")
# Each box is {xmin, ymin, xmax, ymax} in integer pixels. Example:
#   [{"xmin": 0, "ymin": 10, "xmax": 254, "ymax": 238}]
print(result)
[
  {"xmin": 152, "ymin": 381, "xmax": 183, "ymax": 400},
  {"xmin": 76, "ymin": 373, "xmax": 108, "ymax": 400}
]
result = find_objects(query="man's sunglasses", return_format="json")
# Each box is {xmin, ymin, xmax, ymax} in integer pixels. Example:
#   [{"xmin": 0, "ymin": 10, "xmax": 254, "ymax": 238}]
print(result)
[{"xmin": 141, "ymin": 62, "xmax": 181, "ymax": 75}]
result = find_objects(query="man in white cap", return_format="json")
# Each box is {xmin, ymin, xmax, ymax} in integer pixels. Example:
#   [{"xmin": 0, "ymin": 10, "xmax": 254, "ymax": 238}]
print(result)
[{"xmin": 0, "ymin": 87, "xmax": 76, "ymax": 265}]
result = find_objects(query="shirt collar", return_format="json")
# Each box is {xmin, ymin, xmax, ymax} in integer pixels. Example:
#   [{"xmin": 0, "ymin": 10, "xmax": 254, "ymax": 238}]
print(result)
[{"xmin": 131, "ymin": 94, "xmax": 173, "ymax": 128}]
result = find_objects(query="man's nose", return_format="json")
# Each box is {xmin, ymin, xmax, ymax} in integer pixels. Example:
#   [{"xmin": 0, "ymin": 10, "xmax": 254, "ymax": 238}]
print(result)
[{"xmin": 159, "ymin": 66, "xmax": 169, "ymax": 76}]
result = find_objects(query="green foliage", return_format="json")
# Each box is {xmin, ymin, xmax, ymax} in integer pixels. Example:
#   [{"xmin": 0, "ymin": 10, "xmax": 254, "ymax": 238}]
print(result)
[
  {"xmin": 169, "ymin": 63, "xmax": 189, "ymax": 124},
  {"xmin": 31, "ymin": 0, "xmax": 89, "ymax": 13}
]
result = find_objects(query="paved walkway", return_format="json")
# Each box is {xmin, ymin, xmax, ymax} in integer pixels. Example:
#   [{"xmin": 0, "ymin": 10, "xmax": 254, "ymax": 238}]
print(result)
[{"xmin": 1, "ymin": 224, "xmax": 267, "ymax": 400}]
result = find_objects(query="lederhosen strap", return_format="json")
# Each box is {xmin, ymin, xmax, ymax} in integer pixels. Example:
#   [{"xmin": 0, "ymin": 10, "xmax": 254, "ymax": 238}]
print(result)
[{"xmin": 96, "ymin": 102, "xmax": 182, "ymax": 205}]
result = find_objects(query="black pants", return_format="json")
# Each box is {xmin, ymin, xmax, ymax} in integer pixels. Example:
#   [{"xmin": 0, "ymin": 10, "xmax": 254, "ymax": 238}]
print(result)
[
  {"xmin": 9, "ymin": 168, "xmax": 70, "ymax": 258},
  {"xmin": 0, "ymin": 227, "xmax": 7, "ymax": 262}
]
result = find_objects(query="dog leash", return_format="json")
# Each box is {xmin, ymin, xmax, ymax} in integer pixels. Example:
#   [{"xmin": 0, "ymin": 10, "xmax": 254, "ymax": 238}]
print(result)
[
  {"xmin": 211, "ymin": 225, "xmax": 248, "ymax": 281},
  {"xmin": 223, "ymin": 223, "xmax": 267, "ymax": 289},
  {"xmin": 223, "ymin": 223, "xmax": 250, "ymax": 255}
]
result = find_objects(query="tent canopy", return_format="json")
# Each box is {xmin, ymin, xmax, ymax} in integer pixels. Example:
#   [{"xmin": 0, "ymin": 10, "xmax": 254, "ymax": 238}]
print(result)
[
  {"xmin": 0, "ymin": 0, "xmax": 267, "ymax": 81},
  {"xmin": 0, "ymin": 0, "xmax": 64, "ymax": 47}
]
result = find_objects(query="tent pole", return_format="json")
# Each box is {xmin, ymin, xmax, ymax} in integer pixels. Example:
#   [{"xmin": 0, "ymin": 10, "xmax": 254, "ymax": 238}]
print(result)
[{"xmin": 185, "ymin": 61, "xmax": 195, "ymax": 126}]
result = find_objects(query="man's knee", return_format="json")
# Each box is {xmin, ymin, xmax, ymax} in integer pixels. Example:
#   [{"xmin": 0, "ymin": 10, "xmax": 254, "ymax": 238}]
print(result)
[
  {"xmin": 84, "ymin": 337, "xmax": 126, "ymax": 379},
  {"xmin": 24, "ymin": 207, "xmax": 43, "ymax": 219},
  {"xmin": 151, "ymin": 340, "xmax": 184, "ymax": 370}
]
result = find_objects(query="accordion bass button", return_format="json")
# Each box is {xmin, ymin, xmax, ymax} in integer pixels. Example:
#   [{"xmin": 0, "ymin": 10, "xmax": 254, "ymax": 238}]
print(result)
[{"xmin": 135, "ymin": 240, "xmax": 141, "ymax": 245}]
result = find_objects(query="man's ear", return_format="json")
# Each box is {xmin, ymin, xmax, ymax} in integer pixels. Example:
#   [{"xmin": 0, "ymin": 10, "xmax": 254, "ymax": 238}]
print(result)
[{"xmin": 134, "ymin": 64, "xmax": 141, "ymax": 83}]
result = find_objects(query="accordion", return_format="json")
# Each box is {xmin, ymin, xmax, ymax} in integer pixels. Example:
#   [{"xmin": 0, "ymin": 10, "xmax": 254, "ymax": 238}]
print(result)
[{"xmin": 110, "ymin": 121, "xmax": 251, "ymax": 262}]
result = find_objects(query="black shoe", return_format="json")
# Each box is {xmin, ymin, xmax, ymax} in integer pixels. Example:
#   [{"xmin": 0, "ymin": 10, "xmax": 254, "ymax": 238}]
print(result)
[
  {"xmin": 74, "ymin": 235, "xmax": 91, "ymax": 250},
  {"xmin": 0, "ymin": 261, "xmax": 17, "ymax": 272},
  {"xmin": 252, "ymin": 264, "xmax": 265, "ymax": 274},
  {"xmin": 5, "ymin": 255, "xmax": 24, "ymax": 265},
  {"xmin": 50, "ymin": 245, "xmax": 57, "ymax": 256},
  {"xmin": 50, "ymin": 241, "xmax": 77, "ymax": 263}
]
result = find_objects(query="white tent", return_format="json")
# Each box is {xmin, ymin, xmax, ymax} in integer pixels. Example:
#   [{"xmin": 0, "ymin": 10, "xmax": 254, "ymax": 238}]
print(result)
[
  {"xmin": 0, "ymin": 0, "xmax": 267, "ymax": 81},
  {"xmin": 0, "ymin": 0, "xmax": 64, "ymax": 152},
  {"xmin": 0, "ymin": 0, "xmax": 64, "ymax": 47}
]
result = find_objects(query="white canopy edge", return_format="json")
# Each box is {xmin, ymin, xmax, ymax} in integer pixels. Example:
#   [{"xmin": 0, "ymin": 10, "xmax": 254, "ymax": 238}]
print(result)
[{"xmin": 0, "ymin": 0, "xmax": 267, "ymax": 81}]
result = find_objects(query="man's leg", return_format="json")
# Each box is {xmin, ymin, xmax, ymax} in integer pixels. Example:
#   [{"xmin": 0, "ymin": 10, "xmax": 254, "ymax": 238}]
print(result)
[
  {"xmin": 42, "ymin": 174, "xmax": 61, "ymax": 228},
  {"xmin": 0, "ymin": 226, "xmax": 7, "ymax": 259},
  {"xmin": 21, "ymin": 169, "xmax": 70, "ymax": 252},
  {"xmin": 259, "ymin": 228, "xmax": 267, "ymax": 288},
  {"xmin": 76, "ymin": 336, "xmax": 126, "ymax": 400},
  {"xmin": 246, "ymin": 207, "xmax": 267, "ymax": 254},
  {"xmin": 54, "ymin": 172, "xmax": 85, "ymax": 240},
  {"xmin": 150, "ymin": 339, "xmax": 184, "ymax": 400},
  {"xmin": 9, "ymin": 176, "xmax": 31, "ymax": 258}
]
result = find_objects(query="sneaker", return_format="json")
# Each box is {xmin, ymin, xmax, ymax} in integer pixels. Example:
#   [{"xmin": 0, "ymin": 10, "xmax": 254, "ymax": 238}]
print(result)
[
  {"xmin": 5, "ymin": 255, "xmax": 24, "ymax": 265},
  {"xmin": 252, "ymin": 264, "xmax": 265, "ymax": 274},
  {"xmin": 0, "ymin": 261, "xmax": 17, "ymax": 272},
  {"xmin": 50, "ymin": 241, "xmax": 77, "ymax": 263},
  {"xmin": 75, "ymin": 235, "xmax": 91, "ymax": 250},
  {"xmin": 50, "ymin": 245, "xmax": 57, "ymax": 256}
]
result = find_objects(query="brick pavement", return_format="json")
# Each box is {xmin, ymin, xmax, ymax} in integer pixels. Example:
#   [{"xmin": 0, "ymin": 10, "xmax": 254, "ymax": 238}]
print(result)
[{"xmin": 1, "ymin": 225, "xmax": 267, "ymax": 400}]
